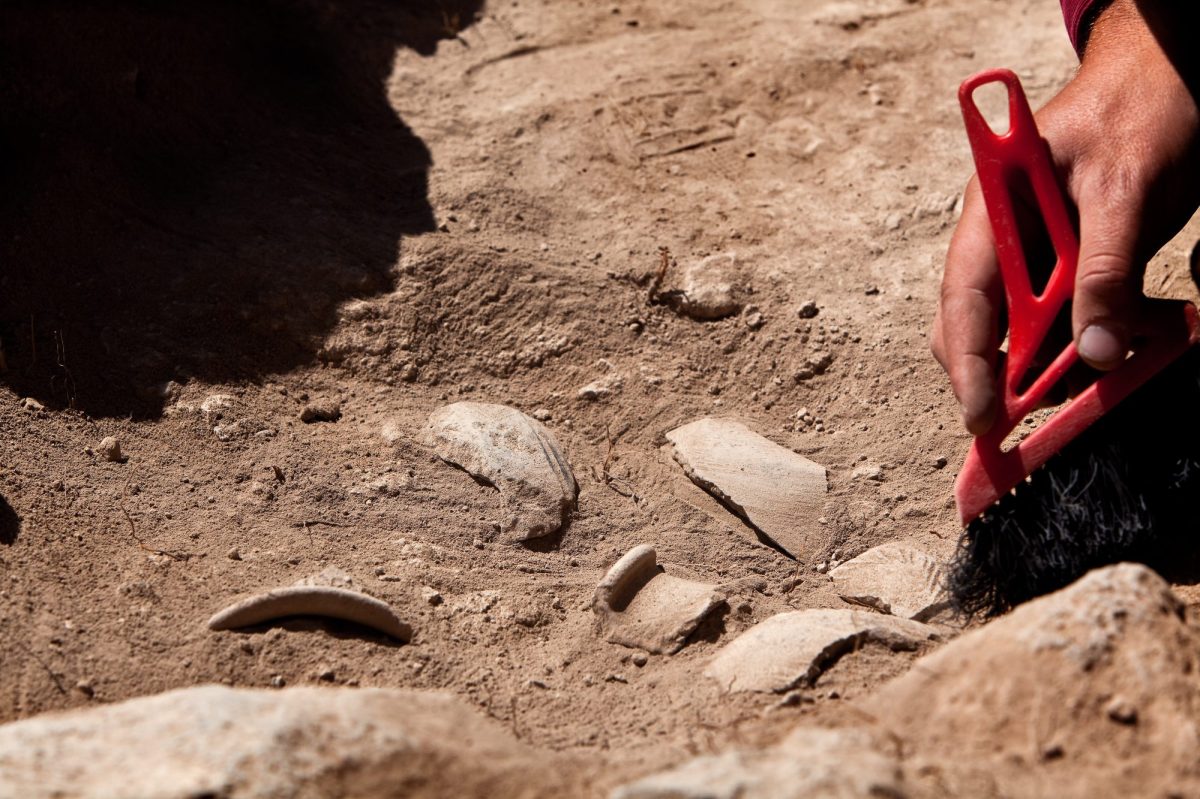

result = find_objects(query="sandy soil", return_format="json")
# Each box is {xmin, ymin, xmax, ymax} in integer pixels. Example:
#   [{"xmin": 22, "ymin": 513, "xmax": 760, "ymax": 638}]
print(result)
[{"xmin": 5, "ymin": 0, "xmax": 1200, "ymax": 794}]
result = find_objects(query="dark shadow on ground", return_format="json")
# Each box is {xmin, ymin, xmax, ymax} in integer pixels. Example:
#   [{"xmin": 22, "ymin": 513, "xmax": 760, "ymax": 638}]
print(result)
[
  {"xmin": 0, "ymin": 495, "xmax": 18, "ymax": 545},
  {"xmin": 0, "ymin": 0, "xmax": 482, "ymax": 417}
]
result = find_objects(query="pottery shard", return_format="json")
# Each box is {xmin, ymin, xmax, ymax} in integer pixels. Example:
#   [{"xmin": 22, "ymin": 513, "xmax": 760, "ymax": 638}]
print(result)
[
  {"xmin": 593, "ymin": 544, "xmax": 727, "ymax": 654},
  {"xmin": 829, "ymin": 541, "xmax": 949, "ymax": 621},
  {"xmin": 706, "ymin": 609, "xmax": 940, "ymax": 693},
  {"xmin": 611, "ymin": 726, "xmax": 904, "ymax": 799},
  {"xmin": 0, "ymin": 686, "xmax": 574, "ymax": 799},
  {"xmin": 666, "ymin": 418, "xmax": 827, "ymax": 558},
  {"xmin": 422, "ymin": 402, "xmax": 577, "ymax": 543},
  {"xmin": 869, "ymin": 564, "xmax": 1200, "ymax": 798},
  {"xmin": 671, "ymin": 253, "xmax": 746, "ymax": 320}
]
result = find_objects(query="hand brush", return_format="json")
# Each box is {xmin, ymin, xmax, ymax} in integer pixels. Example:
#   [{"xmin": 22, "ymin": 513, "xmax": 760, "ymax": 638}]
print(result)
[{"xmin": 946, "ymin": 69, "xmax": 1200, "ymax": 617}]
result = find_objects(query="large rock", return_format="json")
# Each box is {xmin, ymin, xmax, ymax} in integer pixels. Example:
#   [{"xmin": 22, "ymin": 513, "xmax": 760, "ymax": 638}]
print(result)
[
  {"xmin": 593, "ymin": 544, "xmax": 727, "ymax": 654},
  {"xmin": 666, "ymin": 418, "xmax": 827, "ymax": 558},
  {"xmin": 870, "ymin": 564, "xmax": 1200, "ymax": 798},
  {"xmin": 422, "ymin": 402, "xmax": 577, "ymax": 543},
  {"xmin": 829, "ymin": 541, "xmax": 949, "ymax": 621},
  {"xmin": 0, "ymin": 685, "xmax": 572, "ymax": 799},
  {"xmin": 706, "ymin": 609, "xmax": 940, "ymax": 693},
  {"xmin": 611, "ymin": 727, "xmax": 904, "ymax": 799}
]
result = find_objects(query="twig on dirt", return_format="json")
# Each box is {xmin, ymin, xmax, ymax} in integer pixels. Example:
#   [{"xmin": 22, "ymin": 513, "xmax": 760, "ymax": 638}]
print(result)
[
  {"xmin": 592, "ymin": 421, "xmax": 642, "ymax": 503},
  {"xmin": 647, "ymin": 246, "xmax": 672, "ymax": 305},
  {"xmin": 120, "ymin": 475, "xmax": 191, "ymax": 561},
  {"xmin": 439, "ymin": 7, "xmax": 471, "ymax": 47},
  {"xmin": 52, "ymin": 329, "xmax": 77, "ymax": 409},
  {"xmin": 11, "ymin": 638, "xmax": 67, "ymax": 695}
]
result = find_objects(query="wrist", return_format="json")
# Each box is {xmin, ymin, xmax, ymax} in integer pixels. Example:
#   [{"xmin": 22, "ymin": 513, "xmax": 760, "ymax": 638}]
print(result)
[
  {"xmin": 1074, "ymin": 0, "xmax": 1115, "ymax": 56},
  {"xmin": 1082, "ymin": 1, "xmax": 1200, "ymax": 82}
]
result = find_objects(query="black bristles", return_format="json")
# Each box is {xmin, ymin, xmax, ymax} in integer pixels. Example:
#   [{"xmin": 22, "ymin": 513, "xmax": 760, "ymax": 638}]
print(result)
[{"xmin": 948, "ymin": 349, "xmax": 1200, "ymax": 618}]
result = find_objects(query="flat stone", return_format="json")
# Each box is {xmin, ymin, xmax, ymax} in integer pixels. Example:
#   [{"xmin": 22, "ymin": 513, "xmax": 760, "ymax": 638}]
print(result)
[
  {"xmin": 577, "ymin": 374, "xmax": 622, "ymax": 401},
  {"xmin": 829, "ymin": 541, "xmax": 949, "ymax": 620},
  {"xmin": 869, "ymin": 564, "xmax": 1200, "ymax": 797},
  {"xmin": 0, "ymin": 686, "xmax": 574, "ymax": 798},
  {"xmin": 706, "ymin": 608, "xmax": 940, "ymax": 693},
  {"xmin": 611, "ymin": 726, "xmax": 903, "ymax": 799},
  {"xmin": 422, "ymin": 402, "xmax": 577, "ymax": 543},
  {"xmin": 666, "ymin": 418, "xmax": 827, "ymax": 557},
  {"xmin": 851, "ymin": 463, "xmax": 883, "ymax": 481},
  {"xmin": 670, "ymin": 253, "xmax": 746, "ymax": 320},
  {"xmin": 593, "ymin": 544, "xmax": 727, "ymax": 654}
]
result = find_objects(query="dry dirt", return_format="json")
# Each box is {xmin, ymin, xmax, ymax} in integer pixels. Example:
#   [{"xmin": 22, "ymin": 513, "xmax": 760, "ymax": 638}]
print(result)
[{"xmin": 4, "ymin": 0, "xmax": 1200, "ymax": 796}]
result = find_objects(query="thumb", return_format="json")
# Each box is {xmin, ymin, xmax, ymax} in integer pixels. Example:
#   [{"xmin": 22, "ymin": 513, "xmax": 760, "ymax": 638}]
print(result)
[{"xmin": 1072, "ymin": 186, "xmax": 1144, "ymax": 370}]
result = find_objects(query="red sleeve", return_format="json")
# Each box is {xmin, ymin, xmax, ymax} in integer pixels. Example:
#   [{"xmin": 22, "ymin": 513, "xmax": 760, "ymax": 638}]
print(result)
[{"xmin": 1060, "ymin": 0, "xmax": 1102, "ymax": 54}]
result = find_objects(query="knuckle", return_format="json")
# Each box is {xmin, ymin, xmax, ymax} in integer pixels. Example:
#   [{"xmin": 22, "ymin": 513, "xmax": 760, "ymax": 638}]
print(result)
[
  {"xmin": 1076, "ymin": 260, "xmax": 1135, "ymax": 311},
  {"xmin": 1082, "ymin": 160, "xmax": 1147, "ymax": 208},
  {"xmin": 1076, "ymin": 257, "xmax": 1132, "ymax": 291}
]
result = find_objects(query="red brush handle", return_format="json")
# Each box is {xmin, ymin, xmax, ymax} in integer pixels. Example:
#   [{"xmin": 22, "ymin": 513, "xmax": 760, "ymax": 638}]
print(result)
[{"xmin": 954, "ymin": 69, "xmax": 1200, "ymax": 525}]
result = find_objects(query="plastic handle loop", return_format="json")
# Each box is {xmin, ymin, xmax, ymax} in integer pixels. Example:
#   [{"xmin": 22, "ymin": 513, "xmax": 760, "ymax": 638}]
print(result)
[{"xmin": 954, "ymin": 69, "xmax": 1200, "ymax": 525}]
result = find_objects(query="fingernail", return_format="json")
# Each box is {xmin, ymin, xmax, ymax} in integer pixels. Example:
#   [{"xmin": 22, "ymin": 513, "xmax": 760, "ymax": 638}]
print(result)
[{"xmin": 1079, "ymin": 325, "xmax": 1125, "ymax": 366}]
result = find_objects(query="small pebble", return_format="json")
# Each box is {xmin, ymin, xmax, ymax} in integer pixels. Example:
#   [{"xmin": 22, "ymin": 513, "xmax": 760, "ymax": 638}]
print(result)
[
  {"xmin": 422, "ymin": 586, "xmax": 444, "ymax": 606},
  {"xmin": 797, "ymin": 300, "xmax": 819, "ymax": 319},
  {"xmin": 300, "ymin": 401, "xmax": 341, "ymax": 423},
  {"xmin": 75, "ymin": 679, "xmax": 94, "ymax": 698},
  {"xmin": 1106, "ymin": 696, "xmax": 1138, "ymax": 725},
  {"xmin": 99, "ymin": 436, "xmax": 125, "ymax": 463},
  {"xmin": 20, "ymin": 397, "xmax": 44, "ymax": 412},
  {"xmin": 631, "ymin": 653, "xmax": 648, "ymax": 667},
  {"xmin": 865, "ymin": 286, "xmax": 880, "ymax": 296},
  {"xmin": 932, "ymin": 455, "xmax": 948, "ymax": 469},
  {"xmin": 532, "ymin": 408, "xmax": 553, "ymax": 421},
  {"xmin": 226, "ymin": 547, "xmax": 242, "ymax": 561},
  {"xmin": 1041, "ymin": 742, "xmax": 1065, "ymax": 761},
  {"xmin": 271, "ymin": 675, "xmax": 286, "ymax": 689}
]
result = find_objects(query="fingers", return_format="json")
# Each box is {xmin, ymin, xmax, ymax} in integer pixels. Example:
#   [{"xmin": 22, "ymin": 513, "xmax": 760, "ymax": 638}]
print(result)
[
  {"xmin": 935, "ymin": 182, "xmax": 1004, "ymax": 435},
  {"xmin": 1072, "ymin": 177, "xmax": 1145, "ymax": 369}
]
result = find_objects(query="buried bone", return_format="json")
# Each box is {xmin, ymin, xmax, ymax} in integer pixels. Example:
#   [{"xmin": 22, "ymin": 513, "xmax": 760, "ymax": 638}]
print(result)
[
  {"xmin": 593, "ymin": 544, "xmax": 727, "ymax": 654},
  {"xmin": 422, "ymin": 402, "xmax": 577, "ymax": 543},
  {"xmin": 829, "ymin": 541, "xmax": 950, "ymax": 621},
  {"xmin": 705, "ymin": 609, "xmax": 940, "ymax": 693},
  {"xmin": 666, "ymin": 418, "xmax": 827, "ymax": 558},
  {"xmin": 208, "ymin": 585, "xmax": 411, "ymax": 641}
]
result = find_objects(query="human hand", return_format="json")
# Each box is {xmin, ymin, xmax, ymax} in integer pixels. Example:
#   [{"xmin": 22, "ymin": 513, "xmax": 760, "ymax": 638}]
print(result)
[{"xmin": 931, "ymin": 0, "xmax": 1200, "ymax": 434}]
